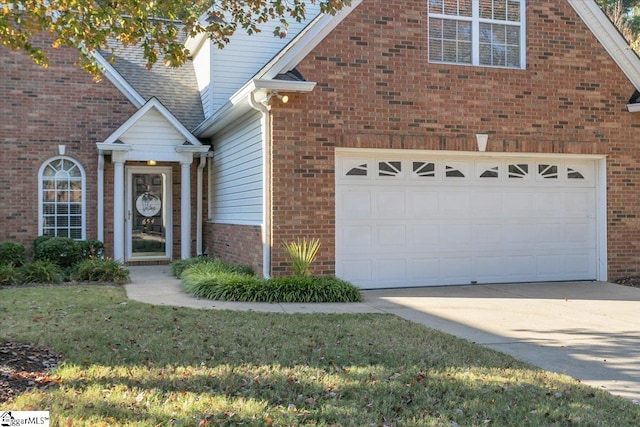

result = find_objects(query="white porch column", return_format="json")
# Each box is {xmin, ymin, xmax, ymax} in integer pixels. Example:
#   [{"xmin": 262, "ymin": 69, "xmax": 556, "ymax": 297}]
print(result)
[
  {"xmin": 112, "ymin": 157, "xmax": 126, "ymax": 262},
  {"xmin": 180, "ymin": 157, "xmax": 193, "ymax": 259}
]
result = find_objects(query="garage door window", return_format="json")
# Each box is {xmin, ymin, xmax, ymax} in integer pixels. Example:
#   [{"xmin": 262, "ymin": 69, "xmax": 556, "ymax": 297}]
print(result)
[
  {"xmin": 413, "ymin": 162, "xmax": 436, "ymax": 177},
  {"xmin": 508, "ymin": 163, "xmax": 528, "ymax": 179},
  {"xmin": 379, "ymin": 161, "xmax": 402, "ymax": 177},
  {"xmin": 539, "ymin": 164, "xmax": 558, "ymax": 179}
]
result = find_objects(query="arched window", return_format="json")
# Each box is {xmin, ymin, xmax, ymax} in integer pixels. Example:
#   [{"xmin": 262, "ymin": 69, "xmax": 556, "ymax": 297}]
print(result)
[{"xmin": 39, "ymin": 157, "xmax": 86, "ymax": 239}]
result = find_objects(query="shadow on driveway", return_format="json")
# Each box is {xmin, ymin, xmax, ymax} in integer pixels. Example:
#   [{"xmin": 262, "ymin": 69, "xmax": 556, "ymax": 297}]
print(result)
[{"xmin": 363, "ymin": 281, "xmax": 640, "ymax": 403}]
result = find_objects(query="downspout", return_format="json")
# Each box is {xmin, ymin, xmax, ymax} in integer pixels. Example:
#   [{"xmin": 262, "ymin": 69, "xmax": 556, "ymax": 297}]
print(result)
[
  {"xmin": 196, "ymin": 154, "xmax": 207, "ymax": 256},
  {"xmin": 248, "ymin": 92, "xmax": 272, "ymax": 279},
  {"xmin": 97, "ymin": 154, "xmax": 105, "ymax": 243}
]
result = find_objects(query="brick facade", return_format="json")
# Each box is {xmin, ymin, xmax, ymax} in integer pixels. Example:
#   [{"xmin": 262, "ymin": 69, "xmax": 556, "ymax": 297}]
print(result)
[
  {"xmin": 264, "ymin": 0, "xmax": 640, "ymax": 280},
  {"xmin": 1, "ymin": 42, "xmax": 202, "ymax": 261},
  {"xmin": 207, "ymin": 223, "xmax": 263, "ymax": 273}
]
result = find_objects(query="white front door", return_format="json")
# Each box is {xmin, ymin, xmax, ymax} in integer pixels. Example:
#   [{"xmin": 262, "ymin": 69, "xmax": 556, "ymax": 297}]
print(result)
[
  {"xmin": 336, "ymin": 150, "xmax": 604, "ymax": 289},
  {"xmin": 125, "ymin": 166, "xmax": 172, "ymax": 261}
]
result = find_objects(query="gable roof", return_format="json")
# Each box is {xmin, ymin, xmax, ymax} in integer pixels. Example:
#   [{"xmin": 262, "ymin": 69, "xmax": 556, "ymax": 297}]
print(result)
[
  {"xmin": 98, "ymin": 33, "xmax": 205, "ymax": 132},
  {"xmin": 98, "ymin": 0, "xmax": 640, "ymax": 137},
  {"xmin": 99, "ymin": 97, "xmax": 202, "ymax": 147},
  {"xmin": 568, "ymin": 0, "xmax": 640, "ymax": 92}
]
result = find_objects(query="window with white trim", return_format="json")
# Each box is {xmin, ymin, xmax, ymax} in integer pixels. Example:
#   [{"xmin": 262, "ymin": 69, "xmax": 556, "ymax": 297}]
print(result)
[
  {"xmin": 428, "ymin": 0, "xmax": 525, "ymax": 68},
  {"xmin": 39, "ymin": 157, "xmax": 85, "ymax": 239}
]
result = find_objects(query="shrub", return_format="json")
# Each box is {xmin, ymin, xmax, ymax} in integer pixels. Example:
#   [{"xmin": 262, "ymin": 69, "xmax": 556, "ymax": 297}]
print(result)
[
  {"xmin": 77, "ymin": 240, "xmax": 105, "ymax": 260},
  {"xmin": 182, "ymin": 270, "xmax": 263, "ymax": 301},
  {"xmin": 282, "ymin": 238, "xmax": 320, "ymax": 277},
  {"xmin": 0, "ymin": 264, "xmax": 20, "ymax": 286},
  {"xmin": 72, "ymin": 258, "xmax": 130, "ymax": 284},
  {"xmin": 32, "ymin": 235, "xmax": 54, "ymax": 259},
  {"xmin": 0, "ymin": 241, "xmax": 26, "ymax": 267},
  {"xmin": 180, "ymin": 260, "xmax": 361, "ymax": 303},
  {"xmin": 171, "ymin": 257, "xmax": 215, "ymax": 278},
  {"xmin": 171, "ymin": 257, "xmax": 254, "ymax": 279},
  {"xmin": 18, "ymin": 261, "xmax": 63, "ymax": 284},
  {"xmin": 264, "ymin": 277, "xmax": 362, "ymax": 303},
  {"xmin": 33, "ymin": 237, "xmax": 83, "ymax": 268}
]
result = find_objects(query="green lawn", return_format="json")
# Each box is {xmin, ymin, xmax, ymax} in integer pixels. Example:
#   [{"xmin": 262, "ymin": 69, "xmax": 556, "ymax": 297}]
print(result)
[{"xmin": 1, "ymin": 285, "xmax": 639, "ymax": 426}]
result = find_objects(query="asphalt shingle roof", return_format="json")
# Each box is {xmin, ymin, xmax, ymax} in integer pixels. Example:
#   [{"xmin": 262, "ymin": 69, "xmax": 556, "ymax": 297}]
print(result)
[{"xmin": 101, "ymin": 38, "xmax": 204, "ymax": 132}]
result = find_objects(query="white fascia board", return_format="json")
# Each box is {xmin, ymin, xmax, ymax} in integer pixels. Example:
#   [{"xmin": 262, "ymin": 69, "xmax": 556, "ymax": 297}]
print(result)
[
  {"xmin": 257, "ymin": 0, "xmax": 363, "ymax": 80},
  {"xmin": 93, "ymin": 51, "xmax": 145, "ymax": 107},
  {"xmin": 568, "ymin": 0, "xmax": 640, "ymax": 91},
  {"xmin": 194, "ymin": 78, "xmax": 316, "ymax": 137},
  {"xmin": 101, "ymin": 97, "xmax": 202, "ymax": 146},
  {"xmin": 627, "ymin": 103, "xmax": 640, "ymax": 112}
]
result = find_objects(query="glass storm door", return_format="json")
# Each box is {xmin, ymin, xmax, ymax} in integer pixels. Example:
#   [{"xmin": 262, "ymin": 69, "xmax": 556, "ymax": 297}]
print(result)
[{"xmin": 126, "ymin": 167, "xmax": 172, "ymax": 260}]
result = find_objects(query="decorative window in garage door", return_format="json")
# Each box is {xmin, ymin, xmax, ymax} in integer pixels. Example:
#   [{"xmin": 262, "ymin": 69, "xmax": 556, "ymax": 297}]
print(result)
[
  {"xmin": 508, "ymin": 163, "xmax": 528, "ymax": 179},
  {"xmin": 538, "ymin": 164, "xmax": 558, "ymax": 179},
  {"xmin": 479, "ymin": 165, "xmax": 499, "ymax": 178},
  {"xmin": 413, "ymin": 162, "xmax": 436, "ymax": 178},
  {"xmin": 378, "ymin": 161, "xmax": 402, "ymax": 177},
  {"xmin": 345, "ymin": 162, "xmax": 369, "ymax": 176},
  {"xmin": 567, "ymin": 167, "xmax": 585, "ymax": 180},
  {"xmin": 445, "ymin": 163, "xmax": 467, "ymax": 178}
]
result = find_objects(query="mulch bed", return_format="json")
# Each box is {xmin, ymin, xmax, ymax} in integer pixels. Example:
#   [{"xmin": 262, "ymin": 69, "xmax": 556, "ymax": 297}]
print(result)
[
  {"xmin": 0, "ymin": 341, "xmax": 63, "ymax": 403},
  {"xmin": 614, "ymin": 277, "xmax": 640, "ymax": 288}
]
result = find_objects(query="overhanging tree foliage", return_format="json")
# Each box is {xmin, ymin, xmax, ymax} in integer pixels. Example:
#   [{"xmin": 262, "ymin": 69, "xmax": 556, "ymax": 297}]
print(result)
[
  {"xmin": 0, "ymin": 0, "xmax": 349, "ymax": 77},
  {"xmin": 597, "ymin": 0, "xmax": 640, "ymax": 53}
]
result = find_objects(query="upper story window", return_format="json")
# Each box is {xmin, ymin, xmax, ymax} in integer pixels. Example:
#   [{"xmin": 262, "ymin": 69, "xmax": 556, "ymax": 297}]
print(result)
[
  {"xmin": 428, "ymin": 0, "xmax": 525, "ymax": 69},
  {"xmin": 39, "ymin": 157, "xmax": 86, "ymax": 239}
]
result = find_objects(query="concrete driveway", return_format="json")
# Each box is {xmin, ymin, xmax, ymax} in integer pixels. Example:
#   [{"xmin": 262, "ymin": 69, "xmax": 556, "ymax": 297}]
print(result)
[
  {"xmin": 364, "ymin": 281, "xmax": 640, "ymax": 403},
  {"xmin": 127, "ymin": 267, "xmax": 640, "ymax": 403}
]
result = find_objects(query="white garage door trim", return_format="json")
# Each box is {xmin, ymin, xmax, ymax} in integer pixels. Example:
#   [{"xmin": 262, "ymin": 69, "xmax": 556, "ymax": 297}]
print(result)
[{"xmin": 335, "ymin": 148, "xmax": 607, "ymax": 289}]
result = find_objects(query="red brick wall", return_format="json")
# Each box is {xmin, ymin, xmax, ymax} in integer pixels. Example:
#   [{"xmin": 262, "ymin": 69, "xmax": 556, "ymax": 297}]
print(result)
[
  {"xmin": 1, "ymin": 40, "xmax": 208, "ymax": 262},
  {"xmin": 266, "ymin": 0, "xmax": 640, "ymax": 280},
  {"xmin": 206, "ymin": 223, "xmax": 262, "ymax": 274},
  {"xmin": 1, "ymin": 40, "xmax": 137, "ymax": 255}
]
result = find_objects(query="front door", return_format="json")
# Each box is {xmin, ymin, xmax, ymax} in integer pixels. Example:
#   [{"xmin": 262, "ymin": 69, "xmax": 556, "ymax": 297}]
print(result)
[{"xmin": 126, "ymin": 166, "xmax": 172, "ymax": 261}]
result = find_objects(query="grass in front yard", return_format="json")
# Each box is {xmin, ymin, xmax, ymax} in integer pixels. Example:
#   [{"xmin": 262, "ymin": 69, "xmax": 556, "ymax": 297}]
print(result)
[{"xmin": 1, "ymin": 286, "xmax": 639, "ymax": 426}]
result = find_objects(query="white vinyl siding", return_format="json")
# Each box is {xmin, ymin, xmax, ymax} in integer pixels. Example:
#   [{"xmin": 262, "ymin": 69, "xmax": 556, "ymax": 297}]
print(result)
[
  {"xmin": 192, "ymin": 42, "xmax": 213, "ymax": 117},
  {"xmin": 209, "ymin": 3, "xmax": 321, "ymax": 112},
  {"xmin": 119, "ymin": 109, "xmax": 185, "ymax": 149},
  {"xmin": 210, "ymin": 111, "xmax": 263, "ymax": 224}
]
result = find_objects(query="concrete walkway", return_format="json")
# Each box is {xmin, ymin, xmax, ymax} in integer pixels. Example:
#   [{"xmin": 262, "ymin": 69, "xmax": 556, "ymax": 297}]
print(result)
[{"xmin": 126, "ymin": 266, "xmax": 640, "ymax": 403}]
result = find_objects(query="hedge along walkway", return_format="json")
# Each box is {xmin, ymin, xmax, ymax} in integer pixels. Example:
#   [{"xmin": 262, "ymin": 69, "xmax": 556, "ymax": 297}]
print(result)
[
  {"xmin": 126, "ymin": 265, "xmax": 380, "ymax": 314},
  {"xmin": 126, "ymin": 265, "xmax": 640, "ymax": 404}
]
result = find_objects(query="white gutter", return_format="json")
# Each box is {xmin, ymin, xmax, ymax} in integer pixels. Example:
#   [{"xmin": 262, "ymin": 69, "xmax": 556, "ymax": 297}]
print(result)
[
  {"xmin": 248, "ymin": 91, "xmax": 272, "ymax": 279},
  {"xmin": 194, "ymin": 79, "xmax": 316, "ymax": 137},
  {"xmin": 97, "ymin": 154, "xmax": 105, "ymax": 243}
]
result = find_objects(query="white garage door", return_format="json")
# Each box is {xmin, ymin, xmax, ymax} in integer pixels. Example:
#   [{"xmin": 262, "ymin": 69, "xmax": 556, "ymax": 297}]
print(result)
[{"xmin": 336, "ymin": 151, "xmax": 599, "ymax": 289}]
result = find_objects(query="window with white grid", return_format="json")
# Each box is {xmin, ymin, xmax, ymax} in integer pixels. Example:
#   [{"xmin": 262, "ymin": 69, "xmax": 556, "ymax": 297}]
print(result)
[
  {"xmin": 39, "ymin": 157, "xmax": 85, "ymax": 239},
  {"xmin": 428, "ymin": 0, "xmax": 525, "ymax": 68}
]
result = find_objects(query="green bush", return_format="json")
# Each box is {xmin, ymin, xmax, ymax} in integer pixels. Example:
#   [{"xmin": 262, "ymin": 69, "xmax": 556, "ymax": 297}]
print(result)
[
  {"xmin": 0, "ymin": 241, "xmax": 26, "ymax": 267},
  {"xmin": 0, "ymin": 264, "xmax": 20, "ymax": 286},
  {"xmin": 32, "ymin": 235, "xmax": 54, "ymax": 258},
  {"xmin": 180, "ymin": 261, "xmax": 361, "ymax": 303},
  {"xmin": 171, "ymin": 257, "xmax": 215, "ymax": 278},
  {"xmin": 33, "ymin": 237, "xmax": 83, "ymax": 268},
  {"xmin": 18, "ymin": 261, "xmax": 63, "ymax": 284},
  {"xmin": 77, "ymin": 240, "xmax": 105, "ymax": 259},
  {"xmin": 72, "ymin": 258, "xmax": 130, "ymax": 284},
  {"xmin": 171, "ymin": 257, "xmax": 254, "ymax": 279},
  {"xmin": 282, "ymin": 238, "xmax": 320, "ymax": 277},
  {"xmin": 264, "ymin": 276, "xmax": 362, "ymax": 303}
]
